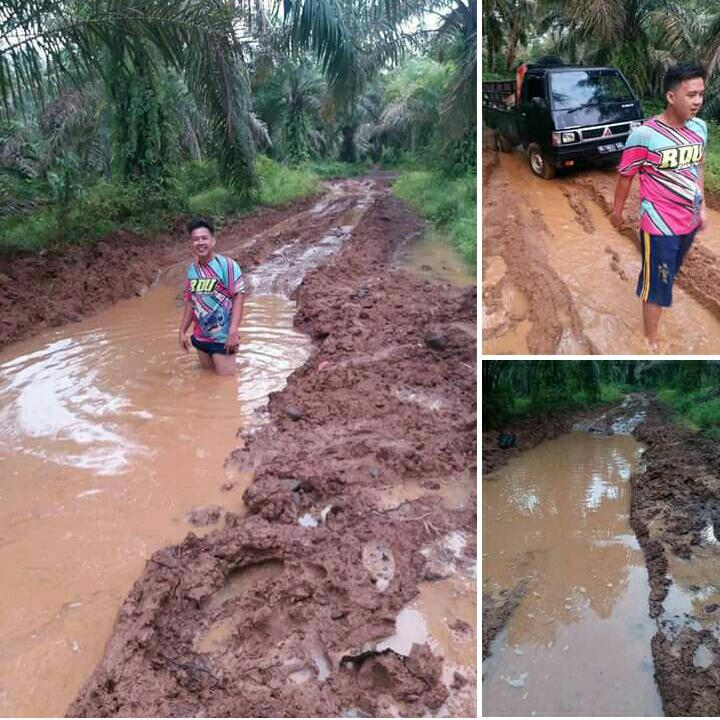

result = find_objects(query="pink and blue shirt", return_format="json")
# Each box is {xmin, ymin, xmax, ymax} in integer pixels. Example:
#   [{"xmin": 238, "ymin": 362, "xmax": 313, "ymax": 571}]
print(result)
[
  {"xmin": 618, "ymin": 116, "xmax": 707, "ymax": 236},
  {"xmin": 184, "ymin": 254, "xmax": 245, "ymax": 343}
]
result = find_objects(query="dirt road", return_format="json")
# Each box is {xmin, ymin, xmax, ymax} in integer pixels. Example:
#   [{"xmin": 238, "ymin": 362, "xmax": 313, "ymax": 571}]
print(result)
[
  {"xmin": 24, "ymin": 179, "xmax": 476, "ymax": 717},
  {"xmin": 483, "ymin": 144, "xmax": 720, "ymax": 354}
]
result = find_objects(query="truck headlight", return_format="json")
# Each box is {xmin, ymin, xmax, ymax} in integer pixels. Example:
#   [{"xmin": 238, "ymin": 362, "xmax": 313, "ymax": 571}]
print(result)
[{"xmin": 552, "ymin": 131, "xmax": 578, "ymax": 145}]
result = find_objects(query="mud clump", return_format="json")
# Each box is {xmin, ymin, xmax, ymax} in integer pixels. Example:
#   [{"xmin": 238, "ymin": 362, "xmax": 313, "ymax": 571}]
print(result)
[
  {"xmin": 68, "ymin": 185, "xmax": 476, "ymax": 717},
  {"xmin": 631, "ymin": 398, "xmax": 720, "ymax": 715},
  {"xmin": 482, "ymin": 583, "xmax": 526, "ymax": 659},
  {"xmin": 186, "ymin": 505, "xmax": 224, "ymax": 527}
]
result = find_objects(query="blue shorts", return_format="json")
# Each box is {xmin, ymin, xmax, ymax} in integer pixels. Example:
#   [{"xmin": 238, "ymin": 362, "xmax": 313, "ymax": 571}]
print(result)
[
  {"xmin": 191, "ymin": 336, "xmax": 232, "ymax": 355},
  {"xmin": 636, "ymin": 229, "xmax": 696, "ymax": 307}
]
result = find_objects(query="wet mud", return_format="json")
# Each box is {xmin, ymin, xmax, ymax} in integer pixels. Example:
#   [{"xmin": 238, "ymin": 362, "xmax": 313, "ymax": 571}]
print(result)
[
  {"xmin": 631, "ymin": 399, "xmax": 720, "ymax": 716},
  {"xmin": 482, "ymin": 141, "xmax": 720, "ymax": 354},
  {"xmin": 65, "ymin": 186, "xmax": 477, "ymax": 716}
]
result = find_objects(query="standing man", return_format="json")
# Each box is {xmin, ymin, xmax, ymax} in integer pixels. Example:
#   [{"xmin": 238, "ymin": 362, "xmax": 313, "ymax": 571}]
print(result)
[
  {"xmin": 178, "ymin": 217, "xmax": 246, "ymax": 375},
  {"xmin": 610, "ymin": 63, "xmax": 708, "ymax": 352}
]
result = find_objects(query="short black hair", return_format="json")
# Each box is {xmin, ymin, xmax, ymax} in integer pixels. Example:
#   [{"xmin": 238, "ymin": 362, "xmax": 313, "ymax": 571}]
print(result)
[
  {"xmin": 664, "ymin": 62, "xmax": 706, "ymax": 94},
  {"xmin": 187, "ymin": 216, "xmax": 214, "ymax": 235}
]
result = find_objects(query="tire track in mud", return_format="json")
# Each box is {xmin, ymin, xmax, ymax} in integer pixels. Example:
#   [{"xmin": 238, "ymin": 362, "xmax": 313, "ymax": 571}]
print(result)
[
  {"xmin": 483, "ymin": 150, "xmax": 720, "ymax": 354},
  {"xmin": 67, "ymin": 183, "xmax": 477, "ymax": 717}
]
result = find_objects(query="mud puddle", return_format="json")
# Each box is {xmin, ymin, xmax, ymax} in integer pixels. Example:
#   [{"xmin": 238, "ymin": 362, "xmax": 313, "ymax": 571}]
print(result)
[
  {"xmin": 482, "ymin": 430, "xmax": 662, "ymax": 716},
  {"xmin": 0, "ymin": 282, "xmax": 313, "ymax": 716},
  {"xmin": 483, "ymin": 151, "xmax": 720, "ymax": 354},
  {"xmin": 395, "ymin": 228, "xmax": 476, "ymax": 288}
]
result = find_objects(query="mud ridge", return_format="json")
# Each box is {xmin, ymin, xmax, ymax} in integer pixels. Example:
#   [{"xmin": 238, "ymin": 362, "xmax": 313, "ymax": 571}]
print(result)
[
  {"xmin": 67, "ymin": 187, "xmax": 477, "ymax": 716},
  {"xmin": 631, "ymin": 398, "xmax": 720, "ymax": 716}
]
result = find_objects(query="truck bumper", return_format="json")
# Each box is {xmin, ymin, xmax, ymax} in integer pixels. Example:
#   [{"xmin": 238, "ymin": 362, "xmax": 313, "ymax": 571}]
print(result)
[{"xmin": 549, "ymin": 137, "xmax": 629, "ymax": 167}]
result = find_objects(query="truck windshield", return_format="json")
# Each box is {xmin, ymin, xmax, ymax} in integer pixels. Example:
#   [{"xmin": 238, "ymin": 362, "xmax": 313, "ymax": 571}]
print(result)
[{"xmin": 549, "ymin": 70, "xmax": 634, "ymax": 110}]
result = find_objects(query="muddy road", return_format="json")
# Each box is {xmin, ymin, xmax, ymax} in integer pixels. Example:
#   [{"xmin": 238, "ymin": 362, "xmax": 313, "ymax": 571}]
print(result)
[
  {"xmin": 0, "ymin": 178, "xmax": 477, "ymax": 717},
  {"xmin": 483, "ymin": 146, "xmax": 720, "ymax": 354},
  {"xmin": 483, "ymin": 394, "xmax": 720, "ymax": 716}
]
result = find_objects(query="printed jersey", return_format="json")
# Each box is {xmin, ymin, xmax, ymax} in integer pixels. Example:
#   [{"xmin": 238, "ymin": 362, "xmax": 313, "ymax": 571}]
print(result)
[
  {"xmin": 618, "ymin": 116, "xmax": 707, "ymax": 235},
  {"xmin": 184, "ymin": 254, "xmax": 245, "ymax": 343}
]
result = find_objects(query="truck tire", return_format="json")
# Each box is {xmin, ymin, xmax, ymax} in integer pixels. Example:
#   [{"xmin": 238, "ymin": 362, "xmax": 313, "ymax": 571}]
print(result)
[
  {"xmin": 527, "ymin": 143, "xmax": 556, "ymax": 179},
  {"xmin": 495, "ymin": 132, "xmax": 513, "ymax": 153}
]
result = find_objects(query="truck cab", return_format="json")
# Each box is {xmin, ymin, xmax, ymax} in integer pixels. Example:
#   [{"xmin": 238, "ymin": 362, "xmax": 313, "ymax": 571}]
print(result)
[{"xmin": 483, "ymin": 63, "xmax": 644, "ymax": 178}]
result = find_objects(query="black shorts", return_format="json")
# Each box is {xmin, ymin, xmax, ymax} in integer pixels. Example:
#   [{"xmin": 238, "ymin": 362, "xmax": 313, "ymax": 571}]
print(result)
[{"xmin": 191, "ymin": 336, "xmax": 232, "ymax": 355}]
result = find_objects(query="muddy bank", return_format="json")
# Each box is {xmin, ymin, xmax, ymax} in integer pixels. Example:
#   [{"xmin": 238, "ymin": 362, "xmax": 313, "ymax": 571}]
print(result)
[
  {"xmin": 67, "ymin": 191, "xmax": 477, "ymax": 716},
  {"xmin": 630, "ymin": 398, "xmax": 720, "ymax": 716},
  {"xmin": 0, "ymin": 196, "xmax": 317, "ymax": 348}
]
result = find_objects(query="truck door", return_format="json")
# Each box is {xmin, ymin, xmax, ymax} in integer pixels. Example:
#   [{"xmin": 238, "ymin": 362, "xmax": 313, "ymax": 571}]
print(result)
[{"xmin": 519, "ymin": 75, "xmax": 552, "ymax": 149}]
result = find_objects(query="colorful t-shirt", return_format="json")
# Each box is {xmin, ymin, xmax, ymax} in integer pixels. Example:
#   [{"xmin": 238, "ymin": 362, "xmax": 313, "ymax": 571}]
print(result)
[
  {"xmin": 184, "ymin": 254, "xmax": 245, "ymax": 343},
  {"xmin": 618, "ymin": 116, "xmax": 707, "ymax": 235}
]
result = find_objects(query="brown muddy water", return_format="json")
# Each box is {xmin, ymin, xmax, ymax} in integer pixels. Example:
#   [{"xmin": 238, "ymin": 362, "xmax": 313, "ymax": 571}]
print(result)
[
  {"xmin": 0, "ymin": 284, "xmax": 312, "ymax": 717},
  {"xmin": 482, "ymin": 431, "xmax": 663, "ymax": 716},
  {"xmin": 483, "ymin": 152, "xmax": 720, "ymax": 354}
]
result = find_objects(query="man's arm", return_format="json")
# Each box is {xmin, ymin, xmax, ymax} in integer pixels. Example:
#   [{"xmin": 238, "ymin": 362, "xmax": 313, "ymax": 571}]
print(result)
[
  {"xmin": 609, "ymin": 174, "xmax": 634, "ymax": 229},
  {"xmin": 178, "ymin": 300, "xmax": 194, "ymax": 352},
  {"xmin": 225, "ymin": 292, "xmax": 245, "ymax": 353}
]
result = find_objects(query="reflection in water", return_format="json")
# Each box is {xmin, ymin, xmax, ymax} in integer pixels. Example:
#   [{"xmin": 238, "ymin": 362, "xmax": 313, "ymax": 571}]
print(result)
[
  {"xmin": 482, "ymin": 432, "xmax": 663, "ymax": 716},
  {"xmin": 0, "ymin": 285, "xmax": 311, "ymax": 717}
]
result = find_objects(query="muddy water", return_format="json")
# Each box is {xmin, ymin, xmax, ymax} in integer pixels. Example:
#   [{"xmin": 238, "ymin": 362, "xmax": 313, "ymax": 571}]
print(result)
[
  {"xmin": 484, "ymin": 152, "xmax": 720, "ymax": 354},
  {"xmin": 396, "ymin": 228, "xmax": 476, "ymax": 287},
  {"xmin": 0, "ymin": 283, "xmax": 312, "ymax": 717},
  {"xmin": 482, "ymin": 432, "xmax": 663, "ymax": 716}
]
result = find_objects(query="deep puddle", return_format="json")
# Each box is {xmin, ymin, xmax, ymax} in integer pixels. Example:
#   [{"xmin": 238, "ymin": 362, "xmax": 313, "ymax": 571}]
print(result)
[
  {"xmin": 482, "ymin": 431, "xmax": 663, "ymax": 716},
  {"xmin": 0, "ymin": 282, "xmax": 313, "ymax": 715}
]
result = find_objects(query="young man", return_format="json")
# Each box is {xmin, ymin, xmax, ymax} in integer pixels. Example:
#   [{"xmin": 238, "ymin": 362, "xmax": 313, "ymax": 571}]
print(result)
[
  {"xmin": 610, "ymin": 63, "xmax": 708, "ymax": 352},
  {"xmin": 178, "ymin": 217, "xmax": 246, "ymax": 375}
]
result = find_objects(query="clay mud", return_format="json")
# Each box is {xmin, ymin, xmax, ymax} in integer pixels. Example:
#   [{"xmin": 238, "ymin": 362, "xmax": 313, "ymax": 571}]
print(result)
[
  {"xmin": 482, "ymin": 399, "xmax": 663, "ymax": 716},
  {"xmin": 0, "ymin": 178, "xmax": 477, "ymax": 717},
  {"xmin": 483, "ymin": 146, "xmax": 720, "ymax": 354}
]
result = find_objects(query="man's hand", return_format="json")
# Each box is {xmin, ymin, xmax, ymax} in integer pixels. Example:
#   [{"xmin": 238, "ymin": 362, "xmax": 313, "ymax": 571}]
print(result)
[
  {"xmin": 700, "ymin": 204, "xmax": 709, "ymax": 232},
  {"xmin": 609, "ymin": 210, "xmax": 623, "ymax": 230},
  {"xmin": 178, "ymin": 331, "xmax": 190, "ymax": 353},
  {"xmin": 224, "ymin": 330, "xmax": 239, "ymax": 355}
]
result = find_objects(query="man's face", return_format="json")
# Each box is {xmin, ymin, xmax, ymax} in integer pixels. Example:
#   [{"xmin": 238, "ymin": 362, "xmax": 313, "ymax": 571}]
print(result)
[
  {"xmin": 190, "ymin": 227, "xmax": 216, "ymax": 261},
  {"xmin": 668, "ymin": 77, "xmax": 705, "ymax": 121}
]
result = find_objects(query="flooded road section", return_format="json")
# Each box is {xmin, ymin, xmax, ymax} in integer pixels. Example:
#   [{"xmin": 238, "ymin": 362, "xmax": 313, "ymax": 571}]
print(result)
[
  {"xmin": 483, "ymin": 151, "xmax": 720, "ymax": 354},
  {"xmin": 482, "ymin": 431, "xmax": 663, "ymax": 716},
  {"xmin": 0, "ymin": 181, "xmax": 384, "ymax": 716},
  {"xmin": 0, "ymin": 286, "xmax": 311, "ymax": 717}
]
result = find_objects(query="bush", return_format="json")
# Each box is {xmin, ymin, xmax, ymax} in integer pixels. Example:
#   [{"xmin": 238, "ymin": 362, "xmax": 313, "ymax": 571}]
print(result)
[
  {"xmin": 304, "ymin": 160, "xmax": 370, "ymax": 179},
  {"xmin": 257, "ymin": 156, "xmax": 319, "ymax": 206},
  {"xmin": 188, "ymin": 186, "xmax": 250, "ymax": 219},
  {"xmin": 393, "ymin": 170, "xmax": 477, "ymax": 265}
]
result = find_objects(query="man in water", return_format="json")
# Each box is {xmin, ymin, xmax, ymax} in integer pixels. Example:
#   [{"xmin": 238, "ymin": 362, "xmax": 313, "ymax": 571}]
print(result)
[
  {"xmin": 178, "ymin": 217, "xmax": 245, "ymax": 375},
  {"xmin": 610, "ymin": 63, "xmax": 708, "ymax": 352}
]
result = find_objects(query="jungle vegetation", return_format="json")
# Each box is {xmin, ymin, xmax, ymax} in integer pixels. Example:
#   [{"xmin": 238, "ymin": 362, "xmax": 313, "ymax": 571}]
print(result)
[{"xmin": 0, "ymin": 0, "xmax": 476, "ymax": 259}]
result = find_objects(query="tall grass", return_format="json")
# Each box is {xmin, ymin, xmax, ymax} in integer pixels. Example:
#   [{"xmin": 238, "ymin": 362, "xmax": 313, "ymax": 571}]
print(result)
[
  {"xmin": 657, "ymin": 386, "xmax": 720, "ymax": 437},
  {"xmin": 392, "ymin": 170, "xmax": 476, "ymax": 265}
]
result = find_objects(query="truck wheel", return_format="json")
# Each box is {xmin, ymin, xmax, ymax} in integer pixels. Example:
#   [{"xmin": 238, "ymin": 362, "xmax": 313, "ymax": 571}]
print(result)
[
  {"xmin": 527, "ymin": 143, "xmax": 556, "ymax": 179},
  {"xmin": 495, "ymin": 133, "xmax": 513, "ymax": 153}
]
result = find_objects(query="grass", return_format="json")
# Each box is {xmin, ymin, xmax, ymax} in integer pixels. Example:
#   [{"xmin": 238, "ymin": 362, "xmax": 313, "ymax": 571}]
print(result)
[
  {"xmin": 506, "ymin": 383, "xmax": 626, "ymax": 419},
  {"xmin": 657, "ymin": 386, "xmax": 720, "ymax": 437},
  {"xmin": 392, "ymin": 170, "xmax": 476, "ymax": 266},
  {"xmin": 0, "ymin": 156, "xmax": 323, "ymax": 252}
]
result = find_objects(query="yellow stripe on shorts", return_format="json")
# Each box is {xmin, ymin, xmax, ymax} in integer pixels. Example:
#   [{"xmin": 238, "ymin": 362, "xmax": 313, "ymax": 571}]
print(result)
[{"xmin": 641, "ymin": 230, "xmax": 651, "ymax": 301}]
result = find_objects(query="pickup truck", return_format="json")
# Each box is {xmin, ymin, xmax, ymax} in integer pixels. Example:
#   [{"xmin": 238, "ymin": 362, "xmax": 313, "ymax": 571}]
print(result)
[{"xmin": 482, "ymin": 63, "xmax": 644, "ymax": 178}]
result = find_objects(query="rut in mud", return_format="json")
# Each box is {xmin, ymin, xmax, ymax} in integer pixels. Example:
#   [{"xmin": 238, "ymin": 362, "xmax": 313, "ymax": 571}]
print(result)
[
  {"xmin": 482, "ymin": 140, "xmax": 720, "ymax": 354},
  {"xmin": 56, "ymin": 181, "xmax": 478, "ymax": 717}
]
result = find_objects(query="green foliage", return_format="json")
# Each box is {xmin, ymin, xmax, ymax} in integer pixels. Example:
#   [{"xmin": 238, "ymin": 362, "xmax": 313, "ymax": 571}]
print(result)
[
  {"xmin": 304, "ymin": 160, "xmax": 370, "ymax": 178},
  {"xmin": 257, "ymin": 156, "xmax": 319, "ymax": 206},
  {"xmin": 187, "ymin": 187, "xmax": 250, "ymax": 218},
  {"xmin": 392, "ymin": 170, "xmax": 476, "ymax": 264}
]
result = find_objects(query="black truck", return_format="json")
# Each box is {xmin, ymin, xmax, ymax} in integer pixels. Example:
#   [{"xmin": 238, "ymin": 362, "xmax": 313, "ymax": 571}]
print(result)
[{"xmin": 482, "ymin": 62, "xmax": 644, "ymax": 178}]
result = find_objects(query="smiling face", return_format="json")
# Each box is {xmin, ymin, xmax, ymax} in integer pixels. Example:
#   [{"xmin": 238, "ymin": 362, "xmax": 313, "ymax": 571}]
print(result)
[
  {"xmin": 667, "ymin": 77, "xmax": 705, "ymax": 122},
  {"xmin": 190, "ymin": 226, "xmax": 216, "ymax": 263}
]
